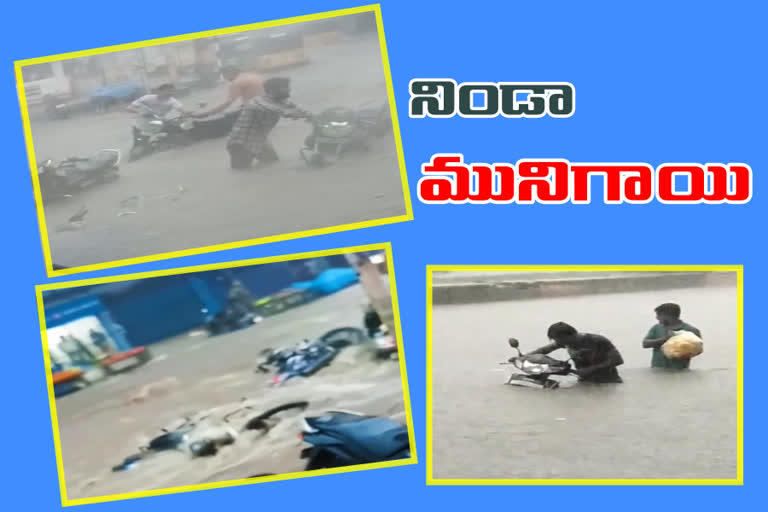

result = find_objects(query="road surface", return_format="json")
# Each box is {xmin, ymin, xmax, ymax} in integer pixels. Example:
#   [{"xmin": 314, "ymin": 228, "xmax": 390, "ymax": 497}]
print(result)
[
  {"xmin": 53, "ymin": 284, "xmax": 407, "ymax": 500},
  {"xmin": 431, "ymin": 284, "xmax": 738, "ymax": 479},
  {"xmin": 27, "ymin": 36, "xmax": 406, "ymax": 268}
]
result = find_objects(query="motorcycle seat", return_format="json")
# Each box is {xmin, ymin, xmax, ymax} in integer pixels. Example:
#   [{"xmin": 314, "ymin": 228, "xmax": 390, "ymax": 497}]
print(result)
[
  {"xmin": 68, "ymin": 159, "xmax": 113, "ymax": 173},
  {"xmin": 322, "ymin": 416, "xmax": 409, "ymax": 460}
]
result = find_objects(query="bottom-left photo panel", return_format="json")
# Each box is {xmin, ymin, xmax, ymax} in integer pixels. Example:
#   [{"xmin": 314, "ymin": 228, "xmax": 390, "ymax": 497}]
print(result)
[{"xmin": 35, "ymin": 243, "xmax": 414, "ymax": 506}]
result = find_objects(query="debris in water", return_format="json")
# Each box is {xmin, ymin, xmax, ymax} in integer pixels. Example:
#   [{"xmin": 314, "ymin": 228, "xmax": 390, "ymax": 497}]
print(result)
[
  {"xmin": 119, "ymin": 195, "xmax": 141, "ymax": 207},
  {"xmin": 112, "ymin": 454, "xmax": 143, "ymax": 472},
  {"xmin": 68, "ymin": 205, "xmax": 88, "ymax": 223},
  {"xmin": 56, "ymin": 205, "xmax": 88, "ymax": 231}
]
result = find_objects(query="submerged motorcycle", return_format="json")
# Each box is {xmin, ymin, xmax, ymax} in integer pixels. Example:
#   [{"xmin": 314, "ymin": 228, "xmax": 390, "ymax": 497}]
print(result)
[
  {"xmin": 203, "ymin": 305, "xmax": 261, "ymax": 336},
  {"xmin": 38, "ymin": 149, "xmax": 121, "ymax": 202},
  {"xmin": 300, "ymin": 411, "xmax": 410, "ymax": 470},
  {"xmin": 502, "ymin": 338, "xmax": 574, "ymax": 389},
  {"xmin": 299, "ymin": 100, "xmax": 391, "ymax": 167},
  {"xmin": 270, "ymin": 342, "xmax": 338, "ymax": 385},
  {"xmin": 256, "ymin": 327, "xmax": 369, "ymax": 383}
]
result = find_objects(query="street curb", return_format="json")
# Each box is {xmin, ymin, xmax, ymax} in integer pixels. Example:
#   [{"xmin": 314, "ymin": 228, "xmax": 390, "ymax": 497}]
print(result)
[{"xmin": 431, "ymin": 272, "xmax": 737, "ymax": 306}]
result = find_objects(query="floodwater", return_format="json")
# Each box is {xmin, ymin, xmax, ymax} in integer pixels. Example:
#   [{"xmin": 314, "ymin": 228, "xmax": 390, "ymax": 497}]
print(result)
[
  {"xmin": 53, "ymin": 285, "xmax": 408, "ymax": 500},
  {"xmin": 431, "ymin": 285, "xmax": 739, "ymax": 479},
  {"xmin": 28, "ymin": 35, "xmax": 406, "ymax": 267}
]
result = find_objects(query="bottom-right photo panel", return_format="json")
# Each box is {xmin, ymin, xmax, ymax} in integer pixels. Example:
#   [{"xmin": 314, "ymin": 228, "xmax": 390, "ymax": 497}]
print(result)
[{"xmin": 426, "ymin": 266, "xmax": 742, "ymax": 484}]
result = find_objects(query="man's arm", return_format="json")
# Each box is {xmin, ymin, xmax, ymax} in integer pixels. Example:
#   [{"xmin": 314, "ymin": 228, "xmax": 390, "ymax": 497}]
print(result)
[
  {"xmin": 169, "ymin": 98, "xmax": 191, "ymax": 116},
  {"xmin": 525, "ymin": 342, "xmax": 560, "ymax": 356},
  {"xmin": 126, "ymin": 95, "xmax": 153, "ymax": 113},
  {"xmin": 195, "ymin": 83, "xmax": 239, "ymax": 117},
  {"xmin": 642, "ymin": 326, "xmax": 672, "ymax": 349},
  {"xmin": 277, "ymin": 101, "xmax": 310, "ymax": 120}
]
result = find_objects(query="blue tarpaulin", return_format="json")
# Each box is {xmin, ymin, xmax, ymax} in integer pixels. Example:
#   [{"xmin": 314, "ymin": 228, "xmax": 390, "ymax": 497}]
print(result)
[
  {"xmin": 290, "ymin": 268, "xmax": 359, "ymax": 295},
  {"xmin": 90, "ymin": 82, "xmax": 145, "ymax": 100}
]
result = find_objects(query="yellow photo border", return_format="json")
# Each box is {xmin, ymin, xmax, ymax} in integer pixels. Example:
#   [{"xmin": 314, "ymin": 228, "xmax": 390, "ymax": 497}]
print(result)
[
  {"xmin": 16, "ymin": 4, "xmax": 413, "ymax": 278},
  {"xmin": 425, "ymin": 264, "xmax": 743, "ymax": 486},
  {"xmin": 36, "ymin": 242, "xmax": 417, "ymax": 506}
]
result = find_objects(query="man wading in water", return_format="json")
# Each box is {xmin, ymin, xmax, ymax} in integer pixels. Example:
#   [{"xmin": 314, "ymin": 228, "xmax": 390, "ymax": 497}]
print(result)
[
  {"xmin": 642, "ymin": 302, "xmax": 702, "ymax": 370},
  {"xmin": 225, "ymin": 77, "xmax": 309, "ymax": 170},
  {"xmin": 526, "ymin": 322, "xmax": 625, "ymax": 383}
]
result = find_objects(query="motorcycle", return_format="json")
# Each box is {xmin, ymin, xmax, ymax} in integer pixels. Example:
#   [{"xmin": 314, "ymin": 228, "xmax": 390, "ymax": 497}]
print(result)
[
  {"xmin": 300, "ymin": 411, "xmax": 410, "ymax": 470},
  {"xmin": 299, "ymin": 100, "xmax": 392, "ymax": 167},
  {"xmin": 128, "ymin": 105, "xmax": 240, "ymax": 162},
  {"xmin": 38, "ymin": 149, "xmax": 121, "ymax": 202},
  {"xmin": 270, "ymin": 342, "xmax": 338, "ymax": 385},
  {"xmin": 502, "ymin": 338, "xmax": 574, "ymax": 389},
  {"xmin": 129, "ymin": 109, "xmax": 195, "ymax": 162},
  {"xmin": 256, "ymin": 327, "xmax": 367, "ymax": 376},
  {"xmin": 203, "ymin": 304, "xmax": 261, "ymax": 336}
]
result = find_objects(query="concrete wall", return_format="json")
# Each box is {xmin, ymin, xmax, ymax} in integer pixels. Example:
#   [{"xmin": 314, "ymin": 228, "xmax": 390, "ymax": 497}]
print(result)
[{"xmin": 432, "ymin": 271, "xmax": 738, "ymax": 305}]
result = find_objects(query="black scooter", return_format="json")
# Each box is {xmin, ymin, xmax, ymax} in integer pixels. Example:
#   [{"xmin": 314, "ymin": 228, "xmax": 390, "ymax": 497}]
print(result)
[
  {"xmin": 300, "ymin": 411, "xmax": 410, "ymax": 470},
  {"xmin": 501, "ymin": 338, "xmax": 574, "ymax": 389},
  {"xmin": 129, "ymin": 105, "xmax": 240, "ymax": 162},
  {"xmin": 38, "ymin": 149, "xmax": 121, "ymax": 203},
  {"xmin": 299, "ymin": 100, "xmax": 391, "ymax": 167}
]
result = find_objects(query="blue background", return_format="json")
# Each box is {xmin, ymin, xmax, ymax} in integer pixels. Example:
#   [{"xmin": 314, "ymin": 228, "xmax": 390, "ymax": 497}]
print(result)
[{"xmin": 2, "ymin": 0, "xmax": 759, "ymax": 509}]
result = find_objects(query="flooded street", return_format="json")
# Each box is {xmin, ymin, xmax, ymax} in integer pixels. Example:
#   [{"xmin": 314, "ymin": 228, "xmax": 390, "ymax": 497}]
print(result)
[
  {"xmin": 29, "ymin": 36, "xmax": 406, "ymax": 268},
  {"xmin": 54, "ymin": 285, "xmax": 408, "ymax": 500},
  {"xmin": 431, "ymin": 285, "xmax": 738, "ymax": 479}
]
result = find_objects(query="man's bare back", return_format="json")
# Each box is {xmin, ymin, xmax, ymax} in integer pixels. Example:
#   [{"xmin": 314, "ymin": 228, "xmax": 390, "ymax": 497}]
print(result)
[{"xmin": 230, "ymin": 72, "xmax": 264, "ymax": 102}]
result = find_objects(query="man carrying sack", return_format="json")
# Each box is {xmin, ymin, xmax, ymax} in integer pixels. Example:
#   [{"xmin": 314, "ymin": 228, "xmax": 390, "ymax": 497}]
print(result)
[{"xmin": 642, "ymin": 302, "xmax": 703, "ymax": 370}]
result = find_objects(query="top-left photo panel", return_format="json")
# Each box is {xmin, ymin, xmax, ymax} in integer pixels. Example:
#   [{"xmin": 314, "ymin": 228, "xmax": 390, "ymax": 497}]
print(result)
[{"xmin": 15, "ymin": 4, "xmax": 412, "ymax": 277}]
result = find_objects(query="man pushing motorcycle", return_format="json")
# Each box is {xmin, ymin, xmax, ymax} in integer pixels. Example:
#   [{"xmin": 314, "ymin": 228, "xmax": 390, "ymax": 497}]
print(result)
[
  {"xmin": 524, "ymin": 322, "xmax": 625, "ymax": 384},
  {"xmin": 225, "ymin": 76, "xmax": 310, "ymax": 170}
]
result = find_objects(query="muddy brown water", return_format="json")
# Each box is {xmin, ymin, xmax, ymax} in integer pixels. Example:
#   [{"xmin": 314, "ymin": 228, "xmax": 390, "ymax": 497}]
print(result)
[{"xmin": 53, "ymin": 286, "xmax": 408, "ymax": 499}]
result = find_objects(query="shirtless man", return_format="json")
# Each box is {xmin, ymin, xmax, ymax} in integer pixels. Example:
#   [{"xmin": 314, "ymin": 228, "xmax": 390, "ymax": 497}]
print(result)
[{"xmin": 194, "ymin": 65, "xmax": 264, "ymax": 118}]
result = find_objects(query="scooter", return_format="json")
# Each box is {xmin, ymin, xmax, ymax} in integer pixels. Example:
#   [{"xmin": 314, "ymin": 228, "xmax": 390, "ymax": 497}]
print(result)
[
  {"xmin": 299, "ymin": 100, "xmax": 391, "ymax": 167},
  {"xmin": 299, "ymin": 411, "xmax": 410, "ymax": 470},
  {"xmin": 129, "ymin": 110, "xmax": 194, "ymax": 162},
  {"xmin": 129, "ymin": 105, "xmax": 241, "ymax": 162},
  {"xmin": 502, "ymin": 338, "xmax": 574, "ymax": 389},
  {"xmin": 38, "ymin": 149, "xmax": 121, "ymax": 203}
]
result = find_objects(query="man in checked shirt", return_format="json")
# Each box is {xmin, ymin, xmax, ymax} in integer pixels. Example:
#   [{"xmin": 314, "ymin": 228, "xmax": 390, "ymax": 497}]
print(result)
[{"xmin": 226, "ymin": 76, "xmax": 310, "ymax": 170}]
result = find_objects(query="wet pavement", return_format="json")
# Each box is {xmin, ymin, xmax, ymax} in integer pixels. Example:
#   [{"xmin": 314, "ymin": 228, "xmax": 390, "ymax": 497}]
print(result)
[
  {"xmin": 431, "ymin": 285, "xmax": 738, "ymax": 479},
  {"xmin": 27, "ymin": 35, "xmax": 406, "ymax": 268},
  {"xmin": 53, "ymin": 285, "xmax": 407, "ymax": 500}
]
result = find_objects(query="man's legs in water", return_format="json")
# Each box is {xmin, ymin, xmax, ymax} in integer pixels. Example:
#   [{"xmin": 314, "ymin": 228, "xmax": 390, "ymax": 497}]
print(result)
[
  {"xmin": 253, "ymin": 140, "xmax": 279, "ymax": 168},
  {"xmin": 228, "ymin": 143, "xmax": 254, "ymax": 170}
]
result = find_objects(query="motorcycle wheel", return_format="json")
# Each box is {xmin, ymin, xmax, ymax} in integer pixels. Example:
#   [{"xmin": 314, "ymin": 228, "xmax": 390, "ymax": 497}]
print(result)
[
  {"xmin": 372, "ymin": 111, "xmax": 392, "ymax": 137},
  {"xmin": 543, "ymin": 380, "xmax": 560, "ymax": 390},
  {"xmin": 309, "ymin": 152, "xmax": 327, "ymax": 167},
  {"xmin": 128, "ymin": 146, "xmax": 150, "ymax": 162},
  {"xmin": 100, "ymin": 171, "xmax": 120, "ymax": 183}
]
